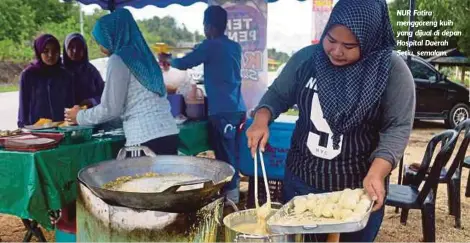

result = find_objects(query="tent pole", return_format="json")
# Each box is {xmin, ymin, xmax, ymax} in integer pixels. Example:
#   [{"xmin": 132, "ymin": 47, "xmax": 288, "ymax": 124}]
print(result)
[
  {"xmin": 406, "ymin": 0, "xmax": 415, "ymax": 65},
  {"xmin": 79, "ymin": 3, "xmax": 84, "ymax": 36}
]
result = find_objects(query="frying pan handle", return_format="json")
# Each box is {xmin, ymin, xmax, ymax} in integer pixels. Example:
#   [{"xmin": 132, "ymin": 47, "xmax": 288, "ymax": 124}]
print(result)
[
  {"xmin": 116, "ymin": 146, "xmax": 157, "ymax": 160},
  {"xmin": 162, "ymin": 178, "xmax": 213, "ymax": 193}
]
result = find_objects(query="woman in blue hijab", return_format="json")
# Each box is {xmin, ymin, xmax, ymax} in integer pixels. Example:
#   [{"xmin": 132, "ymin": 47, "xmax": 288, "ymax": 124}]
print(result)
[
  {"xmin": 18, "ymin": 34, "xmax": 74, "ymax": 127},
  {"xmin": 63, "ymin": 33, "xmax": 105, "ymax": 108},
  {"xmin": 247, "ymin": 0, "xmax": 415, "ymax": 241},
  {"xmin": 65, "ymin": 9, "xmax": 179, "ymax": 155}
]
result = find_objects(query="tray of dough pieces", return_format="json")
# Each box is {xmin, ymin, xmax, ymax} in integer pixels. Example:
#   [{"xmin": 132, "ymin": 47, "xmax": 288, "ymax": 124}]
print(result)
[{"xmin": 267, "ymin": 188, "xmax": 374, "ymax": 234}]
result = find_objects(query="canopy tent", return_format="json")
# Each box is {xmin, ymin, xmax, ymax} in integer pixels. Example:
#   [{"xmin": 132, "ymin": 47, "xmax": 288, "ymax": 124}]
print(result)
[{"xmin": 66, "ymin": 0, "xmax": 305, "ymax": 10}]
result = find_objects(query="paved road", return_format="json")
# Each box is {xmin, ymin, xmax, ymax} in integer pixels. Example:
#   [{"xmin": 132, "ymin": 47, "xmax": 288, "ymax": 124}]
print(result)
[{"xmin": 0, "ymin": 91, "xmax": 19, "ymax": 130}]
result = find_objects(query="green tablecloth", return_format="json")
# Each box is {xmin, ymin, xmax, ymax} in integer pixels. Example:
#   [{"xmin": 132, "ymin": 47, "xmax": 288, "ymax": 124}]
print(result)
[
  {"xmin": 178, "ymin": 121, "xmax": 211, "ymax": 155},
  {"xmin": 0, "ymin": 136, "xmax": 124, "ymax": 230},
  {"xmin": 0, "ymin": 121, "xmax": 211, "ymax": 230}
]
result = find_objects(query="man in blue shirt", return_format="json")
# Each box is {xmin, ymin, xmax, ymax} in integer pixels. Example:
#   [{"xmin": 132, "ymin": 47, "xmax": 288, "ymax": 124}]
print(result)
[{"xmin": 162, "ymin": 5, "xmax": 246, "ymax": 203}]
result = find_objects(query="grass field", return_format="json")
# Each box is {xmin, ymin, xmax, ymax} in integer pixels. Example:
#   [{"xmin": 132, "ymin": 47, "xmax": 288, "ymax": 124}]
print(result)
[{"xmin": 0, "ymin": 84, "xmax": 18, "ymax": 93}]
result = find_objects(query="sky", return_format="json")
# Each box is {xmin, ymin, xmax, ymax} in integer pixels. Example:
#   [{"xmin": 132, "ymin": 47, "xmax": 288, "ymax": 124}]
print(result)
[{"xmin": 81, "ymin": 0, "xmax": 314, "ymax": 54}]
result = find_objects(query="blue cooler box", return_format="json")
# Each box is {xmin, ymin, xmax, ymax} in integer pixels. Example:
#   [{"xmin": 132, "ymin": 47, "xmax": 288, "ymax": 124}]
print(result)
[{"xmin": 239, "ymin": 115, "xmax": 297, "ymax": 180}]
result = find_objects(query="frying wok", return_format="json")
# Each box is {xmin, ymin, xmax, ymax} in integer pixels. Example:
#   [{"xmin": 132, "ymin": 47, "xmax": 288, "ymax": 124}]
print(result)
[{"xmin": 78, "ymin": 146, "xmax": 235, "ymax": 212}]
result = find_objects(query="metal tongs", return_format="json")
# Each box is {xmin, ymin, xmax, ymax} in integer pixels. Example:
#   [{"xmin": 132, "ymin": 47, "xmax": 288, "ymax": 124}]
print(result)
[{"xmin": 254, "ymin": 148, "xmax": 272, "ymax": 218}]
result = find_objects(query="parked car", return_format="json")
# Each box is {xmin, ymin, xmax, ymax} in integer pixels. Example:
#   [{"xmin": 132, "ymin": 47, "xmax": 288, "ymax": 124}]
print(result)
[
  {"xmin": 272, "ymin": 52, "xmax": 470, "ymax": 128},
  {"xmin": 400, "ymin": 53, "xmax": 469, "ymax": 128}
]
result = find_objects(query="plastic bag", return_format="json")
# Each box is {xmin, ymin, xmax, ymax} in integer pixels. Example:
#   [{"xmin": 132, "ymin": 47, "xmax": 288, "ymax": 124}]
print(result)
[
  {"xmin": 176, "ymin": 74, "xmax": 195, "ymax": 99},
  {"xmin": 163, "ymin": 67, "xmax": 190, "ymax": 88}
]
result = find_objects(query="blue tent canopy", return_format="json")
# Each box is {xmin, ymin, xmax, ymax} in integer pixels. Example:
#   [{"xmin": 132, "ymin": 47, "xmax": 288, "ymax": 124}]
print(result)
[{"xmin": 68, "ymin": 0, "xmax": 304, "ymax": 10}]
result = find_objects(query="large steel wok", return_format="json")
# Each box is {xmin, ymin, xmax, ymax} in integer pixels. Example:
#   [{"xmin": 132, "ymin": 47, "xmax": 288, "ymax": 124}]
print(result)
[{"xmin": 78, "ymin": 146, "xmax": 235, "ymax": 212}]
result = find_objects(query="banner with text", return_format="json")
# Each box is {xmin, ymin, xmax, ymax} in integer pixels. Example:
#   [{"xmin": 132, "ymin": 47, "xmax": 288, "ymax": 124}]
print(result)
[
  {"xmin": 311, "ymin": 0, "xmax": 333, "ymax": 44},
  {"xmin": 209, "ymin": 0, "xmax": 268, "ymax": 113}
]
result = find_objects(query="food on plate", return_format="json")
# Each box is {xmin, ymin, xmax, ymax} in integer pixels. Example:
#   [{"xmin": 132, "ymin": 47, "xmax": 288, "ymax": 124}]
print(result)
[
  {"xmin": 306, "ymin": 193, "xmax": 317, "ymax": 211},
  {"xmin": 6, "ymin": 137, "xmax": 56, "ymax": 146},
  {"xmin": 0, "ymin": 129, "xmax": 22, "ymax": 137},
  {"xmin": 361, "ymin": 194, "xmax": 372, "ymax": 202},
  {"xmin": 321, "ymin": 203, "xmax": 337, "ymax": 218},
  {"xmin": 102, "ymin": 172, "xmax": 206, "ymax": 193},
  {"xmin": 359, "ymin": 197, "xmax": 372, "ymax": 206},
  {"xmin": 58, "ymin": 121, "xmax": 74, "ymax": 127},
  {"xmin": 338, "ymin": 189, "xmax": 360, "ymax": 210},
  {"xmin": 339, "ymin": 209, "xmax": 354, "ymax": 220},
  {"xmin": 354, "ymin": 203, "xmax": 369, "ymax": 215},
  {"xmin": 328, "ymin": 191, "xmax": 341, "ymax": 203},
  {"xmin": 34, "ymin": 118, "xmax": 53, "ymax": 127},
  {"xmin": 271, "ymin": 188, "xmax": 373, "ymax": 226},
  {"xmin": 293, "ymin": 196, "xmax": 308, "ymax": 214},
  {"xmin": 313, "ymin": 204, "xmax": 324, "ymax": 218}
]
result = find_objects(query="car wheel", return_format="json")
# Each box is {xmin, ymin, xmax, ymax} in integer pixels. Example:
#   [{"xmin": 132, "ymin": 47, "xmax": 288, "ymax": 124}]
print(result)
[{"xmin": 446, "ymin": 103, "xmax": 470, "ymax": 128}]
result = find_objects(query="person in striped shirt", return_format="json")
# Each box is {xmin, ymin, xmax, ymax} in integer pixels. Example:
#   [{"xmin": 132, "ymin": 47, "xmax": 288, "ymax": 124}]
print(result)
[{"xmin": 246, "ymin": 0, "xmax": 415, "ymax": 241}]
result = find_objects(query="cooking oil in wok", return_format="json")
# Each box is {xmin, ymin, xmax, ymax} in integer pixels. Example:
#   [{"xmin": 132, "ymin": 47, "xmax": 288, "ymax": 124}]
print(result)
[
  {"xmin": 119, "ymin": 174, "xmax": 204, "ymax": 192},
  {"xmin": 102, "ymin": 173, "xmax": 205, "ymax": 193}
]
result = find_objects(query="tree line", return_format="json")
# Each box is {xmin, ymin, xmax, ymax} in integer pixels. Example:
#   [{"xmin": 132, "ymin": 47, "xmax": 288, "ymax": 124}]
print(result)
[
  {"xmin": 0, "ymin": 0, "xmax": 292, "ymax": 65},
  {"xmin": 0, "ymin": 0, "xmax": 205, "ymax": 63}
]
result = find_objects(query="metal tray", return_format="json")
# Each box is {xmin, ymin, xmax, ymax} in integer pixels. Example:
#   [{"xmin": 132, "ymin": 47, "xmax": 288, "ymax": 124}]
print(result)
[{"xmin": 267, "ymin": 193, "xmax": 374, "ymax": 234}]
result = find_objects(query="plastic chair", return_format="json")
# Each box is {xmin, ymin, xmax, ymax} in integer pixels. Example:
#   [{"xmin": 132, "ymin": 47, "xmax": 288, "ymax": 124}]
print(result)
[
  {"xmin": 402, "ymin": 119, "xmax": 470, "ymax": 228},
  {"xmin": 385, "ymin": 129, "xmax": 459, "ymax": 243},
  {"xmin": 442, "ymin": 120, "xmax": 470, "ymax": 229},
  {"xmin": 464, "ymin": 156, "xmax": 470, "ymax": 197}
]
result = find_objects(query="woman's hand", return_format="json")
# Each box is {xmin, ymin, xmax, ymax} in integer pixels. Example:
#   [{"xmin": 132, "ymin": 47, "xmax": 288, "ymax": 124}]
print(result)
[
  {"xmin": 363, "ymin": 158, "xmax": 392, "ymax": 211},
  {"xmin": 363, "ymin": 173, "xmax": 385, "ymax": 212},
  {"xmin": 64, "ymin": 105, "xmax": 81, "ymax": 124},
  {"xmin": 246, "ymin": 108, "xmax": 272, "ymax": 158}
]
